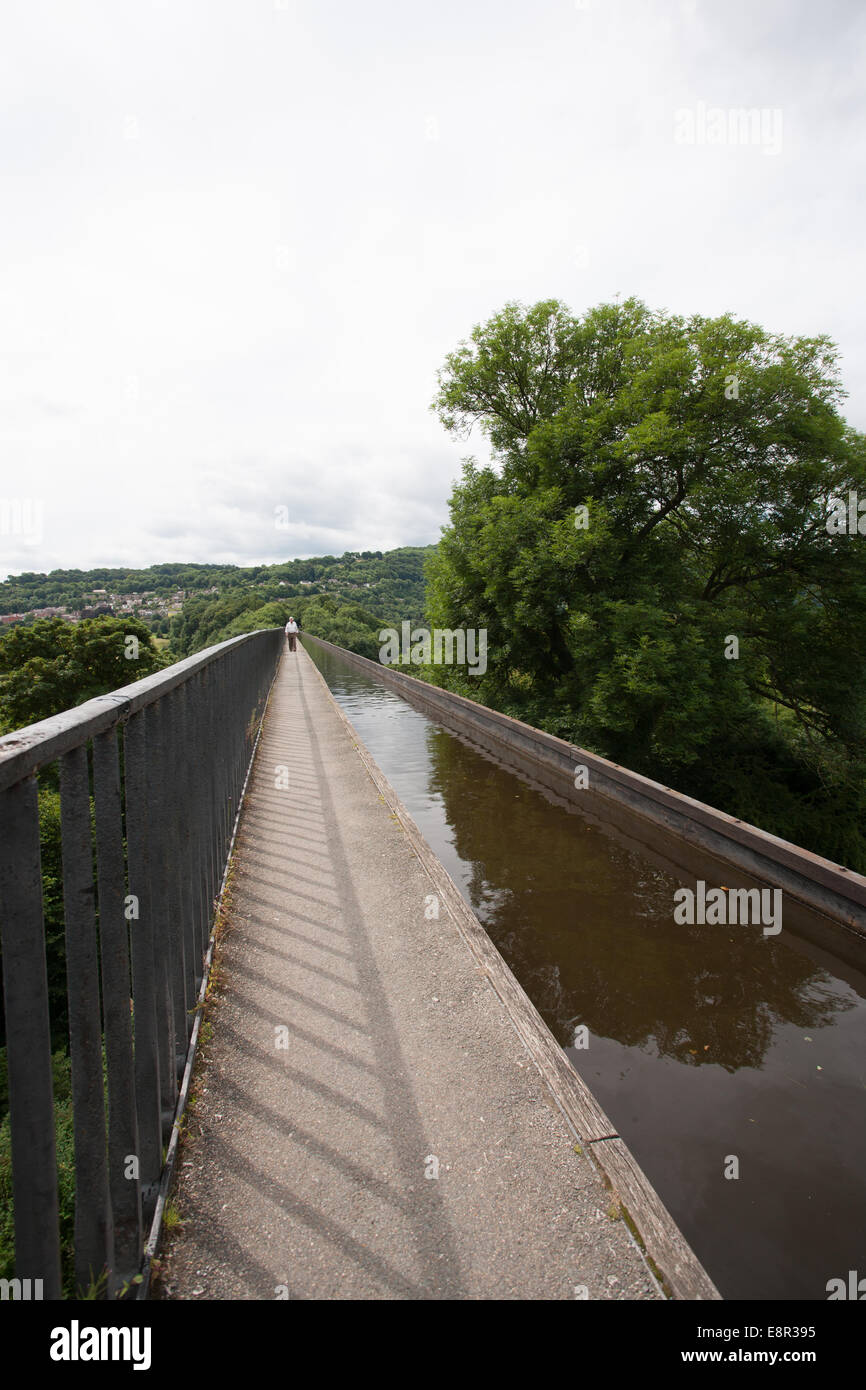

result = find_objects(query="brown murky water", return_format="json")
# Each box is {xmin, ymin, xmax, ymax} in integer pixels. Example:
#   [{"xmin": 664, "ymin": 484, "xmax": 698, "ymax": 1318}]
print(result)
[{"xmin": 307, "ymin": 643, "xmax": 866, "ymax": 1301}]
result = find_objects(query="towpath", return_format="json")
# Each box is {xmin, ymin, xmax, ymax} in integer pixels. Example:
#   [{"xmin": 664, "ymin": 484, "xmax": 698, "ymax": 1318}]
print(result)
[{"xmin": 156, "ymin": 644, "xmax": 663, "ymax": 1300}]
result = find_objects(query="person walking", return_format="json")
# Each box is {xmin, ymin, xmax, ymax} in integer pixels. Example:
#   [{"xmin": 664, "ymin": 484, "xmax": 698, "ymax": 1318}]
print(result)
[{"xmin": 284, "ymin": 616, "xmax": 299, "ymax": 652}]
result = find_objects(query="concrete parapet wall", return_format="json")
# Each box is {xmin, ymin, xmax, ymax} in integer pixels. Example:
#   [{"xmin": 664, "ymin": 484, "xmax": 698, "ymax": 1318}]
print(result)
[{"xmin": 301, "ymin": 633, "xmax": 866, "ymax": 947}]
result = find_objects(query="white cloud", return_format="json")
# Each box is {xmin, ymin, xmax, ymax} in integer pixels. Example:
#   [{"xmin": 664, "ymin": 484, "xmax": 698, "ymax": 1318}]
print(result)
[{"xmin": 1, "ymin": 0, "xmax": 864, "ymax": 579}]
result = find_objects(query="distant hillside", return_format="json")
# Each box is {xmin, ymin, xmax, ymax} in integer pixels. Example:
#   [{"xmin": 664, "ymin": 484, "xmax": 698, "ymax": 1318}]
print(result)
[{"xmin": 0, "ymin": 548, "xmax": 436, "ymax": 646}]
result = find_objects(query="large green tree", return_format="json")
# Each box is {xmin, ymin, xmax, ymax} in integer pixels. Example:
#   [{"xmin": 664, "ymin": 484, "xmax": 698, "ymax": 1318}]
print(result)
[
  {"xmin": 429, "ymin": 298, "xmax": 866, "ymax": 869},
  {"xmin": 0, "ymin": 616, "xmax": 164, "ymax": 733}
]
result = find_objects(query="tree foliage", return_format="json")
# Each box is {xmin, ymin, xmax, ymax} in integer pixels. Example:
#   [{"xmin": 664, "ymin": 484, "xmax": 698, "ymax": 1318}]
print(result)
[
  {"xmin": 429, "ymin": 297, "xmax": 866, "ymax": 870},
  {"xmin": 167, "ymin": 547, "xmax": 431, "ymax": 656},
  {"xmin": 0, "ymin": 616, "xmax": 165, "ymax": 733},
  {"xmin": 294, "ymin": 596, "xmax": 384, "ymax": 661}
]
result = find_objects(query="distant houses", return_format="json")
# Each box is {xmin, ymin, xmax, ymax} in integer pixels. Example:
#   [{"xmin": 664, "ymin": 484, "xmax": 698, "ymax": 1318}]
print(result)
[{"xmin": 0, "ymin": 587, "xmax": 188, "ymax": 629}]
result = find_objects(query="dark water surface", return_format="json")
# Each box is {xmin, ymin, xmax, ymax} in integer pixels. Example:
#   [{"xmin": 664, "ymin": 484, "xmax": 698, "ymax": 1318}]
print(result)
[{"xmin": 306, "ymin": 642, "xmax": 866, "ymax": 1301}]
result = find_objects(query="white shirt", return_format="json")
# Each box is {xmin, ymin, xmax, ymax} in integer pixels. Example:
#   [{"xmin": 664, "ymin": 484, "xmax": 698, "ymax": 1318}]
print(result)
[{"xmin": 285, "ymin": 620, "xmax": 299, "ymax": 634}]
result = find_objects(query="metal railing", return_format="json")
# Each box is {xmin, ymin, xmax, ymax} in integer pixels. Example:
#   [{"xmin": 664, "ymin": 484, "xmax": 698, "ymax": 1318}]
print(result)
[{"xmin": 0, "ymin": 628, "xmax": 283, "ymax": 1298}]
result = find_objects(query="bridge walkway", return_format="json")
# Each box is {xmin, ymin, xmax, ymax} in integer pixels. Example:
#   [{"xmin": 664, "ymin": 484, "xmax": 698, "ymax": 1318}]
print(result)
[{"xmin": 155, "ymin": 643, "xmax": 661, "ymax": 1299}]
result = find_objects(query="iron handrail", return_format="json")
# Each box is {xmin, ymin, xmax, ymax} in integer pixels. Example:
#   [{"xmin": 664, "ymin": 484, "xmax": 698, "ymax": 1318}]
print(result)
[{"xmin": 0, "ymin": 627, "xmax": 283, "ymax": 1298}]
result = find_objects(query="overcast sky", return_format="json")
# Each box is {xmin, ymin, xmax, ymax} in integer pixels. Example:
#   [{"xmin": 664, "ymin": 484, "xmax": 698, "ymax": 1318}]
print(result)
[{"xmin": 1, "ymin": 0, "xmax": 864, "ymax": 580}]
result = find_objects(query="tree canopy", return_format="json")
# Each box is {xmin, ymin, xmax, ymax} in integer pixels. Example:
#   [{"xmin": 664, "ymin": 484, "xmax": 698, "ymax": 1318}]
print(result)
[
  {"xmin": 0, "ymin": 616, "xmax": 164, "ymax": 733},
  {"xmin": 429, "ymin": 297, "xmax": 866, "ymax": 871}
]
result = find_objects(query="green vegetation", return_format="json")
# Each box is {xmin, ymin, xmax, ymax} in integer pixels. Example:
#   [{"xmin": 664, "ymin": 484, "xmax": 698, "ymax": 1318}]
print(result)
[
  {"xmin": 0, "ymin": 548, "xmax": 432, "ymax": 641},
  {"xmin": 0, "ymin": 617, "xmax": 164, "ymax": 734},
  {"xmin": 0, "ymin": 547, "xmax": 434, "ymax": 687},
  {"xmin": 0, "ymin": 562, "xmax": 236, "ymax": 615},
  {"xmin": 0, "ymin": 549, "xmax": 429, "ymax": 617},
  {"xmin": 168, "ymin": 547, "xmax": 431, "ymax": 656},
  {"xmin": 428, "ymin": 297, "xmax": 866, "ymax": 872},
  {"xmin": 290, "ymin": 597, "xmax": 384, "ymax": 660},
  {"xmin": 162, "ymin": 1203, "xmax": 182, "ymax": 1231}
]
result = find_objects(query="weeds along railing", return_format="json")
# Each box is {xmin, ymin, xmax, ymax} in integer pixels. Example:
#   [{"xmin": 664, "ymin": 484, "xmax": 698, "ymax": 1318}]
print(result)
[{"xmin": 0, "ymin": 628, "xmax": 283, "ymax": 1298}]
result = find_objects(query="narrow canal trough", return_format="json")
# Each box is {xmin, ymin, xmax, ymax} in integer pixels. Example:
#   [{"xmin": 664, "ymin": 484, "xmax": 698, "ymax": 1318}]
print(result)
[{"xmin": 302, "ymin": 633, "xmax": 866, "ymax": 1301}]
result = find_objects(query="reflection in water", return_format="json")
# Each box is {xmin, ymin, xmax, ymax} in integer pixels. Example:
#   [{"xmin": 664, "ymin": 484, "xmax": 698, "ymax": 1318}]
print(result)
[
  {"xmin": 308, "ymin": 643, "xmax": 866, "ymax": 1300},
  {"xmin": 427, "ymin": 725, "xmax": 850, "ymax": 1071}
]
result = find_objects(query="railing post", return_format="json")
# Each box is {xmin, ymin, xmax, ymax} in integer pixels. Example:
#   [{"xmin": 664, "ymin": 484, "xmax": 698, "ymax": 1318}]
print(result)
[
  {"xmin": 190, "ymin": 670, "xmax": 211, "ymax": 975},
  {"xmin": 175, "ymin": 679, "xmax": 199, "ymax": 1018},
  {"xmin": 123, "ymin": 709, "xmax": 162, "ymax": 1223},
  {"xmin": 160, "ymin": 687, "xmax": 189, "ymax": 1070},
  {"xmin": 202, "ymin": 664, "xmax": 219, "ymax": 934},
  {"xmin": 59, "ymin": 743, "xmax": 114, "ymax": 1297},
  {"xmin": 0, "ymin": 774, "xmax": 62, "ymax": 1298},
  {"xmin": 148, "ymin": 700, "xmax": 181, "ymax": 1123},
  {"xmin": 92, "ymin": 726, "xmax": 142, "ymax": 1291}
]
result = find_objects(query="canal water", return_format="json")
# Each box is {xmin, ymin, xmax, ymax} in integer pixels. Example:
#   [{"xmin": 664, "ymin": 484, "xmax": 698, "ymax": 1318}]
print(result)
[{"xmin": 306, "ymin": 642, "xmax": 866, "ymax": 1301}]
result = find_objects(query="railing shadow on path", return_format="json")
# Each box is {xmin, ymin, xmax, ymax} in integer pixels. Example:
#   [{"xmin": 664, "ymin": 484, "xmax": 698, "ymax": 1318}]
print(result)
[{"xmin": 160, "ymin": 649, "xmax": 467, "ymax": 1299}]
